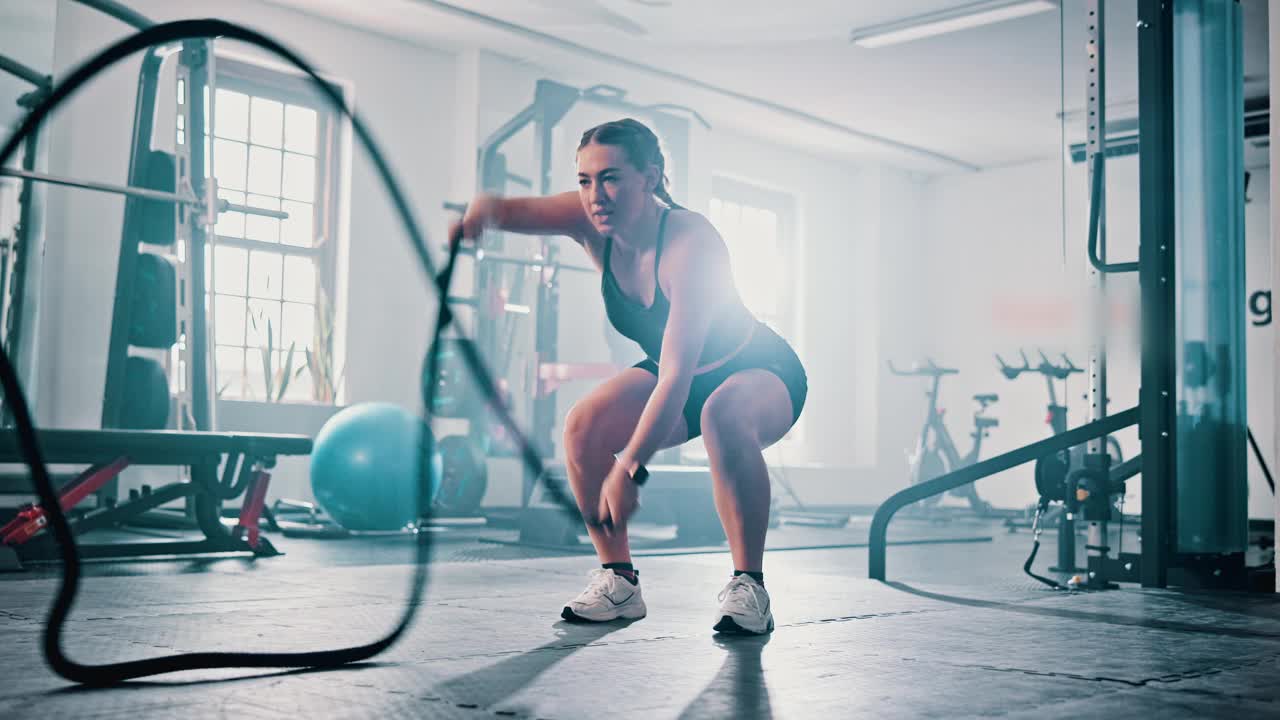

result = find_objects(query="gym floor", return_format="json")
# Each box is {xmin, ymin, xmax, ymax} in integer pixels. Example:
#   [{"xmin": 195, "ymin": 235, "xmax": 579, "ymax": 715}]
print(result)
[{"xmin": 2, "ymin": 517, "xmax": 1277, "ymax": 718}]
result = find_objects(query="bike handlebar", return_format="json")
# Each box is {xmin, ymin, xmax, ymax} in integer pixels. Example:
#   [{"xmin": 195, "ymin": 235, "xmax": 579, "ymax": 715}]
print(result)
[
  {"xmin": 995, "ymin": 348, "xmax": 1082, "ymax": 380},
  {"xmin": 888, "ymin": 358, "xmax": 959, "ymax": 377}
]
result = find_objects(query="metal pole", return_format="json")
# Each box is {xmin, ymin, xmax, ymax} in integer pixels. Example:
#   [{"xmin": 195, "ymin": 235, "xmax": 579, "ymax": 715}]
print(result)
[
  {"xmin": 0, "ymin": 168, "xmax": 288, "ymax": 219},
  {"xmin": 202, "ymin": 41, "xmax": 219, "ymax": 428},
  {"xmin": 0, "ymin": 129, "xmax": 44, "ymax": 426},
  {"xmin": 184, "ymin": 39, "xmax": 214, "ymax": 433},
  {"xmin": 1079, "ymin": 0, "xmax": 1111, "ymax": 585},
  {"xmin": 533, "ymin": 101, "xmax": 557, "ymax": 466},
  {"xmin": 472, "ymin": 252, "xmax": 592, "ymax": 273},
  {"xmin": 69, "ymin": 0, "xmax": 154, "ymax": 30},
  {"xmin": 1138, "ymin": 0, "xmax": 1175, "ymax": 588},
  {"xmin": 0, "ymin": 54, "xmax": 48, "ymax": 89}
]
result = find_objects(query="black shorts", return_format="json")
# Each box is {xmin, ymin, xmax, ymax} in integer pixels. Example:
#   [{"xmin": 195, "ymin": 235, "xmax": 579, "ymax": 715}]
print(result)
[{"xmin": 633, "ymin": 324, "xmax": 808, "ymax": 440}]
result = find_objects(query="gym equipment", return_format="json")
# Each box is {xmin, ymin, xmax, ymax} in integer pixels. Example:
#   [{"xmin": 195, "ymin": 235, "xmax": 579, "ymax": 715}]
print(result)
[
  {"xmin": 518, "ymin": 464, "xmax": 583, "ymax": 545},
  {"xmin": 128, "ymin": 252, "xmax": 177, "ymax": 348},
  {"xmin": 890, "ymin": 358, "xmax": 997, "ymax": 515},
  {"xmin": 518, "ymin": 464, "xmax": 727, "ymax": 546},
  {"xmin": 0, "ymin": 50, "xmax": 51, "ymax": 428},
  {"xmin": 310, "ymin": 402, "xmax": 442, "ymax": 531},
  {"xmin": 269, "ymin": 498, "xmax": 351, "ymax": 539},
  {"xmin": 0, "ymin": 167, "xmax": 287, "ymax": 221},
  {"xmin": 645, "ymin": 466, "xmax": 726, "ymax": 544},
  {"xmin": 429, "ymin": 338, "xmax": 481, "ymax": 418},
  {"xmin": 997, "ymin": 349, "xmax": 1124, "ymax": 571},
  {"xmin": 120, "ymin": 355, "xmax": 169, "ymax": 429},
  {"xmin": 0, "ymin": 427, "xmax": 311, "ymax": 571},
  {"xmin": 435, "ymin": 434, "xmax": 488, "ymax": 516}
]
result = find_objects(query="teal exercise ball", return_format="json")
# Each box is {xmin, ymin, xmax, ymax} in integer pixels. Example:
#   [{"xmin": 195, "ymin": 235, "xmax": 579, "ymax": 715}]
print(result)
[{"xmin": 310, "ymin": 402, "xmax": 443, "ymax": 531}]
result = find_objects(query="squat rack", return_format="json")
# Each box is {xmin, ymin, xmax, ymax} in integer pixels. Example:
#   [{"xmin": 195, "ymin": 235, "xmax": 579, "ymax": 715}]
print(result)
[{"xmin": 0, "ymin": 0, "xmax": 288, "ymax": 436}]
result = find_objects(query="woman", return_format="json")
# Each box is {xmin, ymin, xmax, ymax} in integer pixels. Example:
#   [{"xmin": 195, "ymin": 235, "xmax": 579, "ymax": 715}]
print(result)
[{"xmin": 449, "ymin": 118, "xmax": 807, "ymax": 635}]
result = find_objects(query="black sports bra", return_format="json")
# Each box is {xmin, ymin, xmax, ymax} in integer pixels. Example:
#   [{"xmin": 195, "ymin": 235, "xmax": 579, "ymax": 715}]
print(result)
[{"xmin": 601, "ymin": 208, "xmax": 755, "ymax": 364}]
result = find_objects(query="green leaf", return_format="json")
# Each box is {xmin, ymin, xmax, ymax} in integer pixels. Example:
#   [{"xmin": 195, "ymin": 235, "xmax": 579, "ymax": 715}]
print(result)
[
  {"xmin": 260, "ymin": 343, "xmax": 272, "ymax": 401},
  {"xmin": 277, "ymin": 341, "xmax": 297, "ymax": 401}
]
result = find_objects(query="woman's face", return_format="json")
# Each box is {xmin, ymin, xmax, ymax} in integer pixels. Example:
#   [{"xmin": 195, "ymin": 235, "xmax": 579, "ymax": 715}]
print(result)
[{"xmin": 577, "ymin": 141, "xmax": 655, "ymax": 237}]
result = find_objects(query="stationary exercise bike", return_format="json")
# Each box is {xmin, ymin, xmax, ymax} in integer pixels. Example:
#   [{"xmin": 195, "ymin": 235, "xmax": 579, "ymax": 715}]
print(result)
[
  {"xmin": 996, "ymin": 349, "xmax": 1123, "ymax": 485},
  {"xmin": 890, "ymin": 359, "xmax": 997, "ymax": 515},
  {"xmin": 997, "ymin": 349, "xmax": 1125, "ymax": 572}
]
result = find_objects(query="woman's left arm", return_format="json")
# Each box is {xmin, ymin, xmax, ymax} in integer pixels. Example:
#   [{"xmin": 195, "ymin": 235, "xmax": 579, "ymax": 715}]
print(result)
[{"xmin": 597, "ymin": 215, "xmax": 730, "ymax": 531}]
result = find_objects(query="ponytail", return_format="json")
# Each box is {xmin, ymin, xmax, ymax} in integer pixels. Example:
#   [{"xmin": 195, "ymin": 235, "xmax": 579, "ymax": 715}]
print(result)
[{"xmin": 653, "ymin": 180, "xmax": 683, "ymax": 210}]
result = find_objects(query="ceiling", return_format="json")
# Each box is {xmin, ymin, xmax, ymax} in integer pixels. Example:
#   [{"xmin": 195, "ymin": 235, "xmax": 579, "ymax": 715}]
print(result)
[
  {"xmin": 259, "ymin": 0, "xmax": 1270, "ymax": 174},
  {"xmin": 3, "ymin": 1, "xmax": 1270, "ymax": 174}
]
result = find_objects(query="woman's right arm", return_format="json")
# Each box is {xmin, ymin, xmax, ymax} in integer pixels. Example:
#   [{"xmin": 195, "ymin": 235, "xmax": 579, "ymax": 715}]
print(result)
[{"xmin": 449, "ymin": 191, "xmax": 593, "ymax": 247}]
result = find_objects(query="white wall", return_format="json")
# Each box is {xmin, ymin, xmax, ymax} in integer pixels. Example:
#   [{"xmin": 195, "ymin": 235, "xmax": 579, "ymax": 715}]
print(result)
[
  {"xmin": 41, "ymin": 0, "xmax": 455, "ymax": 502},
  {"xmin": 1245, "ymin": 168, "xmax": 1274, "ymax": 522},
  {"xmin": 1271, "ymin": 0, "xmax": 1280, "ymax": 585}
]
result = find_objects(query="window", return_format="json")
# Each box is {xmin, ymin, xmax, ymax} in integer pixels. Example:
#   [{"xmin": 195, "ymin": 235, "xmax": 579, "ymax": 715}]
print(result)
[
  {"xmin": 707, "ymin": 177, "xmax": 797, "ymax": 336},
  {"xmin": 204, "ymin": 59, "xmax": 341, "ymax": 403},
  {"xmin": 682, "ymin": 176, "xmax": 803, "ymax": 461}
]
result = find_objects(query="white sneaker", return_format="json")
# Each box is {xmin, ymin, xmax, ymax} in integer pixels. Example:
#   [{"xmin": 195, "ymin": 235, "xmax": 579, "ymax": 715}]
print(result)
[
  {"xmin": 561, "ymin": 568, "xmax": 647, "ymax": 623},
  {"xmin": 713, "ymin": 574, "xmax": 774, "ymax": 635}
]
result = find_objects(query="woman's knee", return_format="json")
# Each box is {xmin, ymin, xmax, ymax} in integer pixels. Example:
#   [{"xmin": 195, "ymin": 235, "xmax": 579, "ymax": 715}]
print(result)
[
  {"xmin": 701, "ymin": 371, "xmax": 795, "ymax": 450},
  {"xmin": 564, "ymin": 399, "xmax": 627, "ymax": 463},
  {"xmin": 563, "ymin": 401, "xmax": 599, "ymax": 464}
]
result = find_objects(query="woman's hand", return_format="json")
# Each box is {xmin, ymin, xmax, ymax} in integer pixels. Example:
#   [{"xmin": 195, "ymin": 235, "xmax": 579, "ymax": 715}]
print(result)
[
  {"xmin": 596, "ymin": 461, "xmax": 640, "ymax": 535},
  {"xmin": 447, "ymin": 193, "xmax": 504, "ymax": 250}
]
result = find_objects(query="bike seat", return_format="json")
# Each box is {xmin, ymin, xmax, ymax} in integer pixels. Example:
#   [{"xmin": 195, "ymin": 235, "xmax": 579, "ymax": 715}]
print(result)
[{"xmin": 973, "ymin": 393, "xmax": 999, "ymax": 405}]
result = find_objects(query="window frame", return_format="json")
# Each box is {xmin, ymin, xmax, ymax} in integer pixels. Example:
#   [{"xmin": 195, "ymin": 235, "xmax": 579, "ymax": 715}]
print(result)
[
  {"xmin": 208, "ymin": 57, "xmax": 343, "ymax": 403},
  {"xmin": 709, "ymin": 175, "xmax": 799, "ymax": 341}
]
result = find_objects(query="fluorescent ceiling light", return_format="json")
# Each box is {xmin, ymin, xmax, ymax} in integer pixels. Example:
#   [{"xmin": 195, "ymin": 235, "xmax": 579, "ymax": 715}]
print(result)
[{"xmin": 850, "ymin": 0, "xmax": 1058, "ymax": 48}]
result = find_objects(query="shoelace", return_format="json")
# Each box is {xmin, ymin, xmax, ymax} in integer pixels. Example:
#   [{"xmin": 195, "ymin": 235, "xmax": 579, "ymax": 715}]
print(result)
[
  {"xmin": 577, "ymin": 569, "xmax": 616, "ymax": 602},
  {"xmin": 718, "ymin": 577, "xmax": 764, "ymax": 615}
]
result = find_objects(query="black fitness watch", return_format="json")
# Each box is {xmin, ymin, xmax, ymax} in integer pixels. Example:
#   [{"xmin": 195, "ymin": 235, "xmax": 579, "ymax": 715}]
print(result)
[{"xmin": 629, "ymin": 464, "xmax": 649, "ymax": 487}]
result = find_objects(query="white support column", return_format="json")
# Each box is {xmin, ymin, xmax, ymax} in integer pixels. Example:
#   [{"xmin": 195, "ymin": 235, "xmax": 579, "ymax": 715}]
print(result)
[{"xmin": 1270, "ymin": 0, "xmax": 1280, "ymax": 593}]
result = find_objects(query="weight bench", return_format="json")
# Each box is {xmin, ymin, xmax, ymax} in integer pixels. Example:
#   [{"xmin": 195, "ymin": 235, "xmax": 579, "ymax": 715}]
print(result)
[{"xmin": 0, "ymin": 428, "xmax": 311, "ymax": 571}]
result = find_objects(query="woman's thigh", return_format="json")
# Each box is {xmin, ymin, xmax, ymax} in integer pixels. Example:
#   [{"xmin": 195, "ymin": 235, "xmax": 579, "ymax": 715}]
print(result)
[
  {"xmin": 699, "ymin": 368, "xmax": 797, "ymax": 449},
  {"xmin": 564, "ymin": 366, "xmax": 689, "ymax": 454}
]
